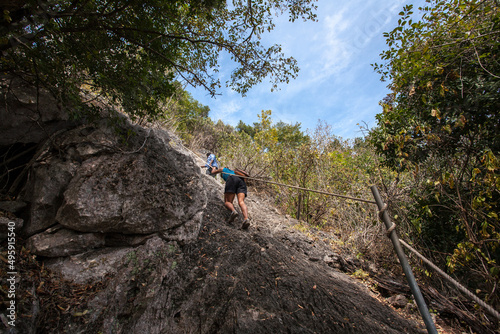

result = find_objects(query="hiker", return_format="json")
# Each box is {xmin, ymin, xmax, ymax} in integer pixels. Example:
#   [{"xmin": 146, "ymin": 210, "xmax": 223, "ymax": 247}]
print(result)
[
  {"xmin": 210, "ymin": 167, "xmax": 250, "ymax": 229},
  {"xmin": 201, "ymin": 152, "xmax": 218, "ymax": 177}
]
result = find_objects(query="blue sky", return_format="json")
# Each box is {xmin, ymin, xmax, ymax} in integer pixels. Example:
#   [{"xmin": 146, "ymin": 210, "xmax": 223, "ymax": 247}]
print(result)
[{"xmin": 186, "ymin": 0, "xmax": 426, "ymax": 140}]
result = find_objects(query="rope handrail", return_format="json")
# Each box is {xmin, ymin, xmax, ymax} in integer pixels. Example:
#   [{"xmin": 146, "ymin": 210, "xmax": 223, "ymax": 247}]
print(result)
[
  {"xmin": 221, "ymin": 171, "xmax": 376, "ymax": 204},
  {"xmin": 399, "ymin": 238, "xmax": 500, "ymax": 321},
  {"xmin": 375, "ymin": 196, "xmax": 500, "ymax": 322}
]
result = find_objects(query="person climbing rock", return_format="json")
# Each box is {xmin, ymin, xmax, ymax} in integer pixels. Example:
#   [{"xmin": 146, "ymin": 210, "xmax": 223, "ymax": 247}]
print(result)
[
  {"xmin": 201, "ymin": 152, "xmax": 218, "ymax": 178},
  {"xmin": 210, "ymin": 167, "xmax": 250, "ymax": 229}
]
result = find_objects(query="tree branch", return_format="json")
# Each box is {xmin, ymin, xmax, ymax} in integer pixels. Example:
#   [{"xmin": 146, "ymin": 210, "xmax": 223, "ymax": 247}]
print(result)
[{"xmin": 473, "ymin": 45, "xmax": 500, "ymax": 79}]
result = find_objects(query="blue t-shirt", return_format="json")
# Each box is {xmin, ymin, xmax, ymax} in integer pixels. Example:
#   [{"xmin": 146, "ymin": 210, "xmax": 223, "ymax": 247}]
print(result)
[
  {"xmin": 205, "ymin": 154, "xmax": 219, "ymax": 169},
  {"xmin": 221, "ymin": 167, "xmax": 234, "ymax": 182}
]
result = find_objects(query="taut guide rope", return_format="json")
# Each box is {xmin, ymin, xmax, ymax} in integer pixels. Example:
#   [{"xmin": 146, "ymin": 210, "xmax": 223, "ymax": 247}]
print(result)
[
  {"xmin": 222, "ymin": 172, "xmax": 376, "ymax": 204},
  {"xmin": 377, "ymin": 204, "xmax": 500, "ymax": 321}
]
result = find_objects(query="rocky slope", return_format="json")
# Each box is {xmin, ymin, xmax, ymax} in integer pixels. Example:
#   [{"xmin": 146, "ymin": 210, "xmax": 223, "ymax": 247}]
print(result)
[{"xmin": 0, "ymin": 81, "xmax": 429, "ymax": 333}]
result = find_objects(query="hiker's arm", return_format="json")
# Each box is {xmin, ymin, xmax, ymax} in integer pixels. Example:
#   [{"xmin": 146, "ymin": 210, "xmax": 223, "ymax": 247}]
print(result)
[{"xmin": 211, "ymin": 167, "xmax": 223, "ymax": 174}]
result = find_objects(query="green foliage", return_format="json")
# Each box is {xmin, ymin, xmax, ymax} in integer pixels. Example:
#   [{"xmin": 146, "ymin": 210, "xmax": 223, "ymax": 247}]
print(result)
[
  {"xmin": 274, "ymin": 121, "xmax": 310, "ymax": 148},
  {"xmin": 217, "ymin": 122, "xmax": 260, "ymax": 172},
  {"xmin": 1, "ymin": 0, "xmax": 317, "ymax": 121},
  {"xmin": 352, "ymin": 268, "xmax": 369, "ymax": 280},
  {"xmin": 371, "ymin": 0, "xmax": 500, "ymax": 301},
  {"xmin": 254, "ymin": 110, "xmax": 279, "ymax": 152},
  {"xmin": 236, "ymin": 120, "xmax": 256, "ymax": 138}
]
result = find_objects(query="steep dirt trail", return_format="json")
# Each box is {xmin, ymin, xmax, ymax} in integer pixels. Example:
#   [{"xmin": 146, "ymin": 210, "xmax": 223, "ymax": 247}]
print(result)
[{"xmin": 174, "ymin": 158, "xmax": 428, "ymax": 333}]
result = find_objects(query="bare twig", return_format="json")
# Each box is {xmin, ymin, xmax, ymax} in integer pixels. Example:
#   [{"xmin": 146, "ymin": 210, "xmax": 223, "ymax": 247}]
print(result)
[{"xmin": 473, "ymin": 45, "xmax": 500, "ymax": 78}]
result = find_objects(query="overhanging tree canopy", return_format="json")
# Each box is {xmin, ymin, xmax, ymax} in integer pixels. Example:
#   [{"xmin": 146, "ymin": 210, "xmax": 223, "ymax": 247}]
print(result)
[
  {"xmin": 371, "ymin": 0, "xmax": 499, "ymax": 302},
  {"xmin": 0, "ymin": 0, "xmax": 317, "ymax": 119}
]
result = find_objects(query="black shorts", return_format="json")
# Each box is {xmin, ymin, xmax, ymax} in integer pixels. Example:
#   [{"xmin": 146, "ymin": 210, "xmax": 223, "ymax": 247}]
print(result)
[
  {"xmin": 225, "ymin": 175, "xmax": 247, "ymax": 197},
  {"xmin": 206, "ymin": 167, "xmax": 216, "ymax": 177}
]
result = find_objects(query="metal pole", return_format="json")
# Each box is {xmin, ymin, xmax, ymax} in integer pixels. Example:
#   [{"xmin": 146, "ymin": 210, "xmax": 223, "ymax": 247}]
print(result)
[{"xmin": 371, "ymin": 185, "xmax": 438, "ymax": 334}]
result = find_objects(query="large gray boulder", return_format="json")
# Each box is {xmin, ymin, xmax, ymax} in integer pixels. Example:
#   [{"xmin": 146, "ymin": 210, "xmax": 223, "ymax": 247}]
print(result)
[
  {"xmin": 56, "ymin": 152, "xmax": 204, "ymax": 235},
  {"xmin": 20, "ymin": 119, "xmax": 207, "ymax": 255}
]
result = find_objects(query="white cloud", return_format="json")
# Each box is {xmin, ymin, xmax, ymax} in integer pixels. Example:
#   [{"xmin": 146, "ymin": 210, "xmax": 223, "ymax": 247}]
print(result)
[
  {"xmin": 318, "ymin": 9, "xmax": 353, "ymax": 77},
  {"xmin": 210, "ymin": 99, "xmax": 242, "ymax": 125}
]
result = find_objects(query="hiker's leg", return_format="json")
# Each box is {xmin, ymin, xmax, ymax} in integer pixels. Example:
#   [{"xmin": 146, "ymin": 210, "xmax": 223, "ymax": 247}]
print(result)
[
  {"xmin": 224, "ymin": 193, "xmax": 236, "ymax": 212},
  {"xmin": 236, "ymin": 192, "xmax": 248, "ymax": 220}
]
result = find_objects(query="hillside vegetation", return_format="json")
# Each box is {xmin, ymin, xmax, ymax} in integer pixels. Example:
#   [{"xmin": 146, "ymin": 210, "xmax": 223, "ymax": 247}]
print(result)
[{"xmin": 0, "ymin": 0, "xmax": 499, "ymax": 332}]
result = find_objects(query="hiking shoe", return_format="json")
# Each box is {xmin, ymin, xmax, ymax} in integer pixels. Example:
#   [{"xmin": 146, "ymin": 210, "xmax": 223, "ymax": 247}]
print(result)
[
  {"xmin": 228, "ymin": 211, "xmax": 238, "ymax": 223},
  {"xmin": 241, "ymin": 219, "xmax": 250, "ymax": 230}
]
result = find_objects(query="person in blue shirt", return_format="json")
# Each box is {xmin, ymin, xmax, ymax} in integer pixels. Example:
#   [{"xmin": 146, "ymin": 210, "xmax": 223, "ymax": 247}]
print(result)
[
  {"xmin": 210, "ymin": 167, "xmax": 250, "ymax": 229},
  {"xmin": 201, "ymin": 152, "xmax": 218, "ymax": 177}
]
